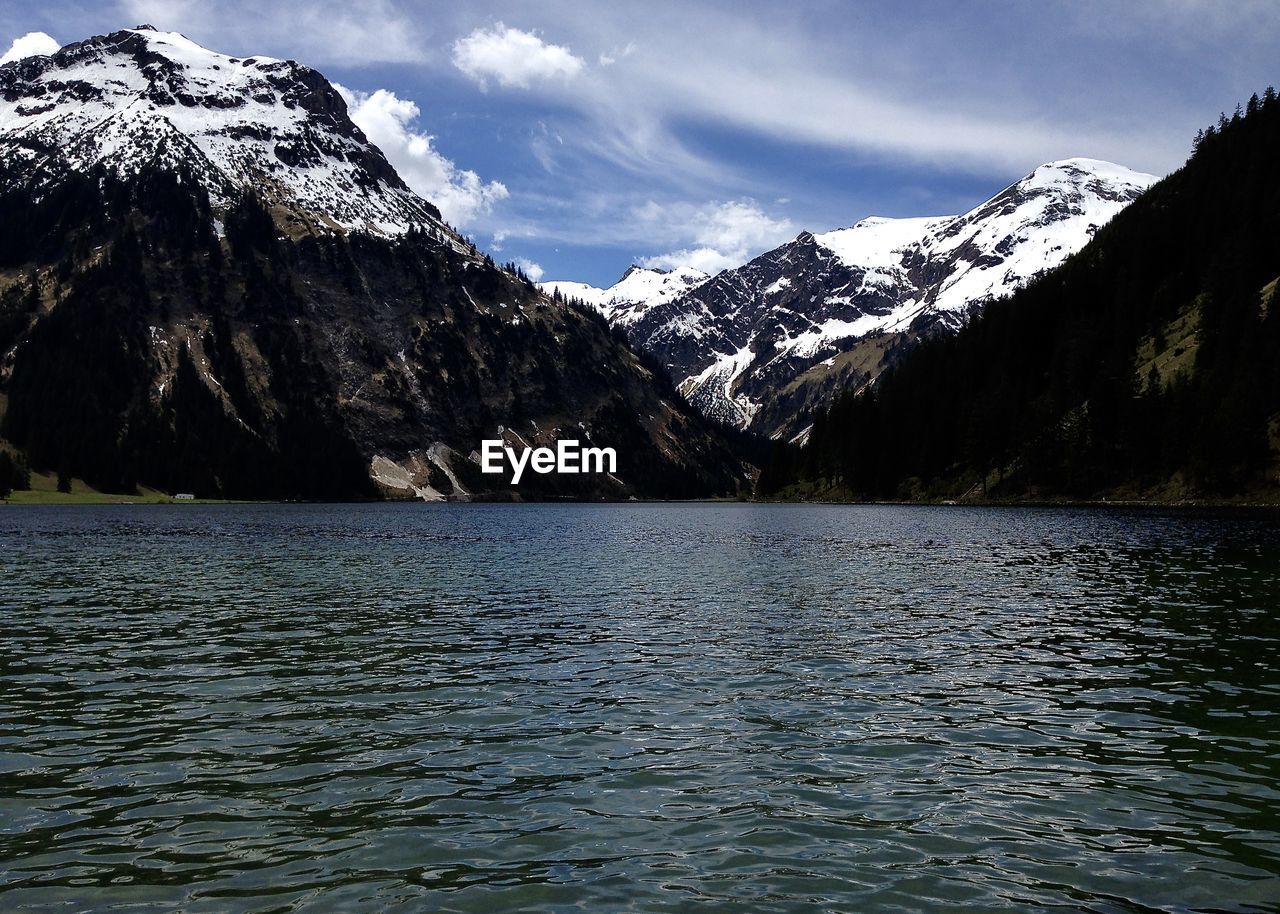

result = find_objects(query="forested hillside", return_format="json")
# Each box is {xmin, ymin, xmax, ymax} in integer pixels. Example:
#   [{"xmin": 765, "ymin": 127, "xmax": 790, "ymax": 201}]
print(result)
[
  {"xmin": 762, "ymin": 89, "xmax": 1280, "ymax": 503},
  {"xmin": 0, "ymin": 166, "xmax": 746, "ymax": 500}
]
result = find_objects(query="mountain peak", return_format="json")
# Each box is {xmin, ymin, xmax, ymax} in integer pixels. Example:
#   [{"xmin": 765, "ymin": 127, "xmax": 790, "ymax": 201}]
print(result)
[
  {"xmin": 1036, "ymin": 156, "xmax": 1140, "ymax": 173},
  {"xmin": 541, "ymin": 263, "xmax": 710, "ymax": 326},
  {"xmin": 0, "ymin": 27, "xmax": 442, "ymax": 234},
  {"xmin": 619, "ymin": 264, "xmax": 660, "ymax": 281},
  {"xmin": 609, "ymin": 157, "xmax": 1157, "ymax": 435},
  {"xmin": 1019, "ymin": 158, "xmax": 1157, "ymax": 197}
]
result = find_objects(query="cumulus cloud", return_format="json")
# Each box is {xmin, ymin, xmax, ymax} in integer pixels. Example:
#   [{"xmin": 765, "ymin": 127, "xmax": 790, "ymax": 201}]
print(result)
[
  {"xmin": 452, "ymin": 23, "xmax": 585, "ymax": 90},
  {"xmin": 638, "ymin": 200, "xmax": 795, "ymax": 274},
  {"xmin": 513, "ymin": 257, "xmax": 544, "ymax": 282},
  {"xmin": 1, "ymin": 31, "xmax": 59, "ymax": 65},
  {"xmin": 336, "ymin": 85, "xmax": 508, "ymax": 228}
]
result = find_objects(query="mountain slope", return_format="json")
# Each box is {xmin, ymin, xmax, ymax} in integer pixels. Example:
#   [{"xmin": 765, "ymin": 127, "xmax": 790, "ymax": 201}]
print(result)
[
  {"xmin": 0, "ymin": 25, "xmax": 442, "ymax": 234},
  {"xmin": 0, "ymin": 29, "xmax": 747, "ymax": 500},
  {"xmin": 608, "ymin": 160, "xmax": 1155, "ymax": 439},
  {"xmin": 767, "ymin": 92, "xmax": 1280, "ymax": 503}
]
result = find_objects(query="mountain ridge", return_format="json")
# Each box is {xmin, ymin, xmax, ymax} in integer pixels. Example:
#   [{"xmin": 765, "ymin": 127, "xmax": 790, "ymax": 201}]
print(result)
[
  {"xmin": 0, "ymin": 25, "xmax": 445, "ymax": 236},
  {"xmin": 543, "ymin": 264, "xmax": 710, "ymax": 327},
  {"xmin": 548, "ymin": 158, "xmax": 1155, "ymax": 439}
]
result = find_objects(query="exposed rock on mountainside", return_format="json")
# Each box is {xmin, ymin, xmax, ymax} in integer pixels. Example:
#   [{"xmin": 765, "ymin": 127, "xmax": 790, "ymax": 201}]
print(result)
[
  {"xmin": 557, "ymin": 160, "xmax": 1155, "ymax": 440},
  {"xmin": 0, "ymin": 29, "xmax": 747, "ymax": 500}
]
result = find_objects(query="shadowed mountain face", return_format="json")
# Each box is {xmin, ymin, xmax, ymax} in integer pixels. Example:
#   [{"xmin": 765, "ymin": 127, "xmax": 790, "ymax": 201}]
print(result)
[
  {"xmin": 566, "ymin": 160, "xmax": 1154, "ymax": 441},
  {"xmin": 0, "ymin": 30, "xmax": 748, "ymax": 500}
]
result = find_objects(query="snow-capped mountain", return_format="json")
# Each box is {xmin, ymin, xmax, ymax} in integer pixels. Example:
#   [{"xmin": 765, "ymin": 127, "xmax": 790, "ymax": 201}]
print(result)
[
  {"xmin": 618, "ymin": 159, "xmax": 1157, "ymax": 438},
  {"xmin": 543, "ymin": 265, "xmax": 710, "ymax": 326},
  {"xmin": 0, "ymin": 26, "xmax": 442, "ymax": 234},
  {"xmin": 0, "ymin": 27, "xmax": 747, "ymax": 500}
]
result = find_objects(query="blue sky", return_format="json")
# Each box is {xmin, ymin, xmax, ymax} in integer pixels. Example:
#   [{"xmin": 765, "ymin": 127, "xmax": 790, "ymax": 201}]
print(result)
[{"xmin": 3, "ymin": 0, "xmax": 1278, "ymax": 286}]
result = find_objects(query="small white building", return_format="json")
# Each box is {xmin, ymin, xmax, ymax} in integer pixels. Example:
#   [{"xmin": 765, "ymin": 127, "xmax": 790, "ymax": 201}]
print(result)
[{"xmin": 174, "ymin": 493, "xmax": 195, "ymax": 501}]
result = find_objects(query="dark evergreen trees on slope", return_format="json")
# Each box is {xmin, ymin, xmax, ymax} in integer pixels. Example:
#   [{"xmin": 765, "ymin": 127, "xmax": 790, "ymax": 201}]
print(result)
[
  {"xmin": 775, "ymin": 89, "xmax": 1280, "ymax": 501},
  {"xmin": 0, "ymin": 165, "xmax": 746, "ymax": 500},
  {"xmin": 0, "ymin": 449, "xmax": 30, "ymax": 497}
]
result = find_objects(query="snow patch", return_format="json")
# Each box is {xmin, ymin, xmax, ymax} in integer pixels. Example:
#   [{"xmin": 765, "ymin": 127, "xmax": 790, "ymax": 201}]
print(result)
[
  {"xmin": 680, "ymin": 344, "xmax": 759, "ymax": 428},
  {"xmin": 542, "ymin": 265, "xmax": 709, "ymax": 325}
]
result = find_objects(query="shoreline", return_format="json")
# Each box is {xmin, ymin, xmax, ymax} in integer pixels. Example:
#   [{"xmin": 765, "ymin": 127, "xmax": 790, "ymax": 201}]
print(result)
[{"xmin": 6, "ymin": 493, "xmax": 1280, "ymax": 511}]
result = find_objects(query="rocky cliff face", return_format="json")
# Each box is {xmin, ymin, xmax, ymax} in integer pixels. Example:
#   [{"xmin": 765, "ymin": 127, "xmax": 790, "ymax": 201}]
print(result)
[{"xmin": 598, "ymin": 160, "xmax": 1157, "ymax": 439}]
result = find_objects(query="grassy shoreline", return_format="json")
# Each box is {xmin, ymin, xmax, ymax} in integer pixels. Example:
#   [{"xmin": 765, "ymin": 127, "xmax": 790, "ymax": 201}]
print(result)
[{"xmin": 1, "ymin": 471, "xmax": 237, "ymax": 506}]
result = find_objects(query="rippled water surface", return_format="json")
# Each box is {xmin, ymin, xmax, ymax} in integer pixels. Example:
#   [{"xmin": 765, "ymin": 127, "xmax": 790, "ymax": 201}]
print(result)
[{"xmin": 2, "ymin": 503, "xmax": 1279, "ymax": 912}]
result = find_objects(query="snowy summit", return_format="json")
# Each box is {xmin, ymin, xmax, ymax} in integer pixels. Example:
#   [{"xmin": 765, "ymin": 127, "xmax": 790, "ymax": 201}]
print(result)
[
  {"xmin": 603, "ymin": 158, "xmax": 1158, "ymax": 436},
  {"xmin": 0, "ymin": 26, "xmax": 444, "ymax": 235},
  {"xmin": 542, "ymin": 265, "xmax": 710, "ymax": 326}
]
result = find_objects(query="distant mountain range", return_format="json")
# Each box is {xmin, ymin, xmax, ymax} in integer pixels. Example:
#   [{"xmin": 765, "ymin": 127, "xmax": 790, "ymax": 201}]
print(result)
[
  {"xmin": 0, "ymin": 27, "xmax": 746, "ymax": 500},
  {"xmin": 545, "ymin": 159, "xmax": 1155, "ymax": 440}
]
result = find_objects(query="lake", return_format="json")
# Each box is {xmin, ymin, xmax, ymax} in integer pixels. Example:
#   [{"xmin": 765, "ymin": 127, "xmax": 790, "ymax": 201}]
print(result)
[{"xmin": 1, "ymin": 503, "xmax": 1278, "ymax": 912}]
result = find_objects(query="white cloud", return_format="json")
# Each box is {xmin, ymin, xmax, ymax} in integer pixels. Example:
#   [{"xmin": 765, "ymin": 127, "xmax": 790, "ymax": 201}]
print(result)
[
  {"xmin": 529, "ymin": 120, "xmax": 565, "ymax": 172},
  {"xmin": 467, "ymin": 2, "xmax": 1255, "ymax": 221},
  {"xmin": 336, "ymin": 85, "xmax": 508, "ymax": 228},
  {"xmin": 637, "ymin": 199, "xmax": 795, "ymax": 274},
  {"xmin": 119, "ymin": 0, "xmax": 428, "ymax": 65},
  {"xmin": 513, "ymin": 257, "xmax": 544, "ymax": 282},
  {"xmin": 598, "ymin": 43, "xmax": 635, "ymax": 67},
  {"xmin": 641, "ymin": 247, "xmax": 736, "ymax": 275},
  {"xmin": 452, "ymin": 23, "xmax": 584, "ymax": 90},
  {"xmin": 1, "ymin": 31, "xmax": 59, "ymax": 65}
]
